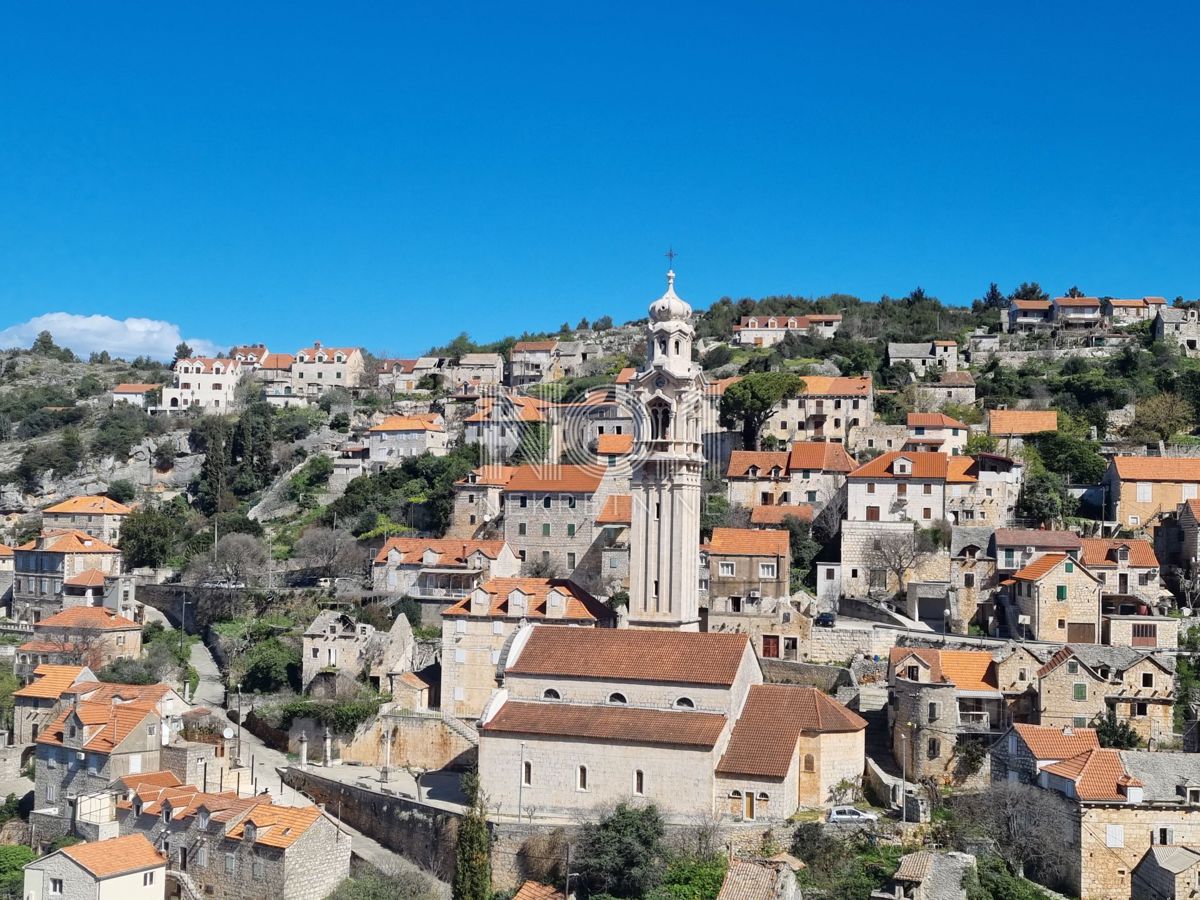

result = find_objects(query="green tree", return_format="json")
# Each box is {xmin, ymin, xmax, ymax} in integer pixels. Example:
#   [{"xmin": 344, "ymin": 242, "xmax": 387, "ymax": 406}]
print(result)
[
  {"xmin": 240, "ymin": 638, "xmax": 301, "ymax": 692},
  {"xmin": 575, "ymin": 803, "xmax": 666, "ymax": 899},
  {"xmin": 1023, "ymin": 432, "xmax": 1106, "ymax": 483},
  {"xmin": 1017, "ymin": 471, "xmax": 1072, "ymax": 526},
  {"xmin": 0, "ymin": 844, "xmax": 35, "ymax": 898},
  {"xmin": 1008, "ymin": 282, "xmax": 1049, "ymax": 303},
  {"xmin": 1095, "ymin": 708, "xmax": 1141, "ymax": 748},
  {"xmin": 980, "ymin": 282, "xmax": 1006, "ymax": 309},
  {"xmin": 719, "ymin": 372, "xmax": 802, "ymax": 451},
  {"xmin": 781, "ymin": 515, "xmax": 820, "ymax": 589},
  {"xmin": 452, "ymin": 795, "xmax": 492, "ymax": 900},
  {"xmin": 1129, "ymin": 392, "xmax": 1195, "ymax": 442},
  {"xmin": 119, "ymin": 506, "xmax": 182, "ymax": 569},
  {"xmin": 54, "ymin": 426, "xmax": 84, "ymax": 476},
  {"xmin": 329, "ymin": 870, "xmax": 441, "ymax": 900},
  {"xmin": 196, "ymin": 426, "xmax": 231, "ymax": 514},
  {"xmin": 154, "ymin": 441, "xmax": 176, "ymax": 472},
  {"xmin": 593, "ymin": 315, "xmax": 614, "ymax": 331},
  {"xmin": 175, "ymin": 341, "xmax": 194, "ymax": 359},
  {"xmin": 105, "ymin": 479, "xmax": 137, "ymax": 505},
  {"xmin": 512, "ymin": 422, "xmax": 551, "ymax": 464}
]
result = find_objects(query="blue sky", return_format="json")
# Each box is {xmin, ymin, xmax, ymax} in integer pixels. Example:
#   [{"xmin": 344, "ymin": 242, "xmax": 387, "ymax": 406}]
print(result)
[{"xmin": 2, "ymin": 3, "xmax": 1200, "ymax": 358}]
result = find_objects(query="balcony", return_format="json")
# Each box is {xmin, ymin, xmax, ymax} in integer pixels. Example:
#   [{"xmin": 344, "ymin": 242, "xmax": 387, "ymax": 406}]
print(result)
[{"xmin": 958, "ymin": 711, "xmax": 994, "ymax": 732}]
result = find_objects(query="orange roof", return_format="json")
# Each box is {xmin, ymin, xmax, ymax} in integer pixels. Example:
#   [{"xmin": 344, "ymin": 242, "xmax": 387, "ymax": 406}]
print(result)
[
  {"xmin": 59, "ymin": 834, "xmax": 164, "ymax": 878},
  {"xmin": 37, "ymin": 700, "xmax": 158, "ymax": 753},
  {"xmin": 117, "ymin": 771, "xmax": 183, "ymax": 791},
  {"xmin": 13, "ymin": 664, "xmax": 94, "ymax": 700},
  {"xmin": 456, "ymin": 465, "xmax": 518, "ymax": 487},
  {"xmin": 37, "ymin": 606, "xmax": 140, "ymax": 631},
  {"xmin": 18, "ymin": 529, "xmax": 119, "ymax": 554},
  {"xmin": 1010, "ymin": 553, "xmax": 1069, "ymax": 582},
  {"xmin": 706, "ymin": 375, "xmax": 743, "ymax": 397},
  {"xmin": 293, "ymin": 345, "xmax": 359, "ymax": 361},
  {"xmin": 889, "ymin": 648, "xmax": 997, "ymax": 692},
  {"xmin": 726, "ymin": 450, "xmax": 790, "ymax": 478},
  {"xmin": 1012, "ymin": 723, "xmax": 1100, "ymax": 760},
  {"xmin": 464, "ymin": 396, "xmax": 547, "ymax": 423},
  {"xmin": 63, "ymin": 568, "xmax": 110, "ymax": 588},
  {"xmin": 1107, "ymin": 299, "xmax": 1150, "ymax": 308},
  {"xmin": 373, "ymin": 537, "xmax": 506, "ymax": 566},
  {"xmin": 596, "ymin": 494, "xmax": 632, "ymax": 525},
  {"xmin": 482, "ymin": 700, "xmax": 727, "ymax": 748},
  {"xmin": 259, "ymin": 352, "xmax": 294, "ymax": 370},
  {"xmin": 111, "ymin": 383, "xmax": 160, "ymax": 394},
  {"xmin": 369, "ymin": 415, "xmax": 444, "ymax": 433},
  {"xmin": 18, "ymin": 640, "xmax": 80, "ymax": 654},
  {"xmin": 787, "ymin": 441, "xmax": 856, "ymax": 472},
  {"xmin": 509, "ymin": 627, "xmax": 751, "ymax": 686},
  {"xmin": 799, "ymin": 375, "xmax": 872, "ymax": 397},
  {"xmin": 615, "ymin": 368, "xmax": 636, "ymax": 385},
  {"xmin": 717, "ymin": 684, "xmax": 866, "ymax": 778},
  {"xmin": 0, "ymin": 543, "xmax": 12, "ymax": 558},
  {"xmin": 512, "ymin": 340, "xmax": 558, "ymax": 353},
  {"xmin": 227, "ymin": 802, "xmax": 325, "ymax": 848},
  {"xmin": 1012, "ymin": 299, "xmax": 1051, "ymax": 311},
  {"xmin": 907, "ymin": 412, "xmax": 967, "ymax": 430},
  {"xmin": 65, "ymin": 682, "xmax": 173, "ymax": 704},
  {"xmin": 1042, "ymin": 748, "xmax": 1136, "ymax": 801},
  {"xmin": 1112, "ymin": 456, "xmax": 1200, "ymax": 483},
  {"xmin": 505, "ymin": 464, "xmax": 604, "ymax": 494},
  {"xmin": 443, "ymin": 577, "xmax": 612, "ymax": 622},
  {"xmin": 988, "ymin": 409, "xmax": 1057, "ymax": 436},
  {"xmin": 849, "ymin": 450, "xmax": 976, "ymax": 483},
  {"xmin": 596, "ymin": 433, "xmax": 634, "ymax": 455},
  {"xmin": 750, "ymin": 505, "xmax": 814, "ymax": 525},
  {"xmin": 1079, "ymin": 538, "xmax": 1159, "ymax": 568},
  {"xmin": 708, "ymin": 527, "xmax": 789, "ymax": 558},
  {"xmin": 514, "ymin": 882, "xmax": 566, "ymax": 900},
  {"xmin": 228, "ymin": 344, "xmax": 268, "ymax": 358},
  {"xmin": 1054, "ymin": 296, "xmax": 1101, "ymax": 307}
]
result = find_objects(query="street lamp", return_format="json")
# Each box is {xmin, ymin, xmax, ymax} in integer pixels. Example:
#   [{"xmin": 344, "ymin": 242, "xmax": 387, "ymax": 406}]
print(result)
[
  {"xmin": 517, "ymin": 741, "xmax": 527, "ymax": 822},
  {"xmin": 179, "ymin": 597, "xmax": 190, "ymax": 658},
  {"xmin": 900, "ymin": 722, "xmax": 914, "ymax": 824},
  {"xmin": 943, "ymin": 606, "xmax": 952, "ymax": 636},
  {"xmin": 236, "ymin": 682, "xmax": 243, "ymax": 765}
]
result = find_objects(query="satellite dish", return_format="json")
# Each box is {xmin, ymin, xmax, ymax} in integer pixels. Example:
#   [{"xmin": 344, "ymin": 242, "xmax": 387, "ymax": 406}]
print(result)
[{"xmin": 222, "ymin": 727, "xmax": 235, "ymax": 740}]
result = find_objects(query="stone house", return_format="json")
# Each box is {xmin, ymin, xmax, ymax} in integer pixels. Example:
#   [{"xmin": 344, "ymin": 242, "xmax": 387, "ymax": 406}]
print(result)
[
  {"xmin": 1103, "ymin": 611, "xmax": 1180, "ymax": 652},
  {"xmin": 869, "ymin": 850, "xmax": 976, "ymax": 900},
  {"xmin": 116, "ymin": 780, "xmax": 351, "ymax": 900},
  {"xmin": 508, "ymin": 340, "xmax": 559, "ymax": 386},
  {"xmin": 449, "ymin": 465, "xmax": 518, "ymax": 537},
  {"xmin": 1132, "ymin": 845, "xmax": 1200, "ymax": 899},
  {"xmin": 42, "ymin": 495, "xmax": 132, "ymax": 544},
  {"xmin": 502, "ymin": 464, "xmax": 616, "ymax": 583},
  {"xmin": 1104, "ymin": 296, "xmax": 1166, "ymax": 325},
  {"xmin": 887, "ymin": 341, "xmax": 959, "ymax": 376},
  {"xmin": 1155, "ymin": 306, "xmax": 1200, "ymax": 357},
  {"xmin": 1036, "ymin": 645, "xmax": 1175, "ymax": 743},
  {"xmin": 717, "ymin": 858, "xmax": 801, "ymax": 900},
  {"xmin": 989, "ymin": 722, "xmax": 1100, "ymax": 785},
  {"xmin": 761, "ymin": 375, "xmax": 875, "ymax": 444},
  {"xmin": 1004, "ymin": 299, "xmax": 1052, "ymax": 332},
  {"xmin": 1004, "ymin": 552, "xmax": 1101, "ymax": 643},
  {"xmin": 366, "ymin": 414, "xmax": 447, "ymax": 466},
  {"xmin": 725, "ymin": 441, "xmax": 854, "ymax": 511},
  {"xmin": 109, "ymin": 382, "xmax": 162, "ymax": 409},
  {"xmin": 462, "ymin": 394, "xmax": 558, "ymax": 460},
  {"xmin": 1105, "ymin": 456, "xmax": 1200, "ymax": 531},
  {"xmin": 594, "ymin": 493, "xmax": 631, "ymax": 594},
  {"xmin": 993, "ymin": 527, "xmax": 1082, "ymax": 576},
  {"xmin": 161, "ymin": 357, "xmax": 246, "ymax": 414},
  {"xmin": 440, "ymin": 577, "xmax": 614, "ymax": 718},
  {"xmin": 947, "ymin": 527, "xmax": 997, "ymax": 632},
  {"xmin": 255, "ymin": 353, "xmax": 300, "ymax": 407},
  {"xmin": 16, "ymin": 606, "xmax": 143, "ymax": 681},
  {"xmin": 1079, "ymin": 537, "xmax": 1162, "ymax": 606},
  {"xmin": 912, "ymin": 370, "xmax": 977, "ymax": 412},
  {"xmin": 300, "ymin": 610, "xmax": 415, "ymax": 693},
  {"xmin": 228, "ymin": 344, "xmax": 270, "ymax": 368},
  {"xmin": 477, "ymin": 625, "xmax": 866, "ymax": 822},
  {"xmin": 376, "ymin": 358, "xmax": 420, "ymax": 393},
  {"xmin": 887, "ymin": 647, "xmax": 1008, "ymax": 783},
  {"xmin": 23, "ymin": 833, "xmax": 166, "ymax": 900},
  {"xmin": 12, "ymin": 664, "xmax": 96, "ymax": 745},
  {"xmin": 991, "ymin": 643, "xmax": 1052, "ymax": 724},
  {"xmin": 12, "ymin": 529, "xmax": 125, "ymax": 623},
  {"xmin": 288, "ymin": 343, "xmax": 366, "ymax": 400},
  {"xmin": 1052, "ymin": 295, "xmax": 1103, "ymax": 328},
  {"xmin": 370, "ymin": 536, "xmax": 520, "ymax": 624},
  {"xmin": 448, "ymin": 352, "xmax": 506, "ymax": 388},
  {"xmin": 1032, "ymin": 749, "xmax": 1200, "ymax": 899},
  {"xmin": 905, "ymin": 413, "xmax": 968, "ymax": 456},
  {"xmin": 731, "ymin": 313, "xmax": 843, "ymax": 346}
]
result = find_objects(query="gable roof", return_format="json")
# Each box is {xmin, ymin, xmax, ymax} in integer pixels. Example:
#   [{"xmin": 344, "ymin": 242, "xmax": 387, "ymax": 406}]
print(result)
[
  {"xmin": 708, "ymin": 528, "xmax": 789, "ymax": 558},
  {"xmin": 226, "ymin": 802, "xmax": 325, "ymax": 848},
  {"xmin": 906, "ymin": 412, "xmax": 967, "ymax": 430},
  {"xmin": 443, "ymin": 577, "xmax": 612, "ymax": 622},
  {"xmin": 111, "ymin": 383, "xmax": 161, "ymax": 394},
  {"xmin": 848, "ymin": 450, "xmax": 976, "ymax": 482},
  {"xmin": 0, "ymin": 543, "xmax": 11, "ymax": 558},
  {"xmin": 508, "ymin": 627, "xmax": 752, "ymax": 686},
  {"xmin": 368, "ymin": 415, "xmax": 444, "ymax": 433},
  {"xmin": 798, "ymin": 375, "xmax": 872, "ymax": 397},
  {"xmin": 514, "ymin": 882, "xmax": 566, "ymax": 900},
  {"xmin": 749, "ymin": 505, "xmax": 814, "ymax": 526},
  {"xmin": 63, "ymin": 568, "xmax": 110, "ymax": 588},
  {"xmin": 987, "ymin": 409, "xmax": 1057, "ymax": 436},
  {"xmin": 1112, "ymin": 456, "xmax": 1200, "ymax": 483},
  {"xmin": 512, "ymin": 340, "xmax": 558, "ymax": 353},
  {"xmin": 59, "ymin": 834, "xmax": 164, "ymax": 878},
  {"xmin": 888, "ymin": 647, "xmax": 997, "ymax": 692},
  {"xmin": 13, "ymin": 664, "xmax": 94, "ymax": 700},
  {"xmin": 595, "ymin": 494, "xmax": 632, "ymax": 525},
  {"xmin": 596, "ymin": 433, "xmax": 634, "ymax": 455},
  {"xmin": 726, "ymin": 451, "xmax": 790, "ymax": 479},
  {"xmin": 1011, "ymin": 299, "xmax": 1051, "ymax": 311},
  {"xmin": 37, "ymin": 700, "xmax": 157, "ymax": 753},
  {"xmin": 716, "ymin": 860, "xmax": 788, "ymax": 900},
  {"xmin": 786, "ymin": 441, "xmax": 856, "ymax": 472},
  {"xmin": 456, "ymin": 465, "xmax": 519, "ymax": 487},
  {"xmin": 1011, "ymin": 723, "xmax": 1100, "ymax": 760},
  {"xmin": 18, "ymin": 529, "xmax": 119, "ymax": 554},
  {"xmin": 1042, "ymin": 747, "xmax": 1137, "ymax": 802},
  {"xmin": 1054, "ymin": 296, "xmax": 1102, "ymax": 307},
  {"xmin": 43, "ymin": 495, "xmax": 133, "ymax": 516},
  {"xmin": 1079, "ymin": 538, "xmax": 1159, "ymax": 568},
  {"xmin": 37, "ymin": 606, "xmax": 140, "ymax": 631},
  {"xmin": 481, "ymin": 700, "xmax": 726, "ymax": 748},
  {"xmin": 994, "ymin": 528, "xmax": 1082, "ymax": 550},
  {"xmin": 1011, "ymin": 553, "xmax": 1071, "ymax": 582},
  {"xmin": 716, "ymin": 685, "xmax": 866, "ymax": 778},
  {"xmin": 373, "ymin": 536, "xmax": 506, "ymax": 566},
  {"xmin": 504, "ymin": 464, "xmax": 604, "ymax": 494}
]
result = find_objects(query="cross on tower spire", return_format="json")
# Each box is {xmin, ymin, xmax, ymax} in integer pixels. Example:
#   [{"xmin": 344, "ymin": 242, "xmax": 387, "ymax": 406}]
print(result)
[{"xmin": 664, "ymin": 246, "xmax": 678, "ymax": 267}]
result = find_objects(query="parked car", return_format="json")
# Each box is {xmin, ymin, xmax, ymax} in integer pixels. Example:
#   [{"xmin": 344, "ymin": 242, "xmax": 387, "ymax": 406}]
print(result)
[
  {"xmin": 828, "ymin": 806, "xmax": 878, "ymax": 825},
  {"xmin": 815, "ymin": 611, "xmax": 837, "ymax": 628}
]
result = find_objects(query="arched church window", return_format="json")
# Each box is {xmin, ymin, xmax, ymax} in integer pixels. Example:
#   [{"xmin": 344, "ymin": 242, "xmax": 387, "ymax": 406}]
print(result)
[
  {"xmin": 673, "ymin": 339, "xmax": 680, "ymax": 355},
  {"xmin": 648, "ymin": 400, "xmax": 671, "ymax": 440},
  {"xmin": 608, "ymin": 692, "xmax": 627, "ymax": 704},
  {"xmin": 675, "ymin": 697, "xmax": 694, "ymax": 709},
  {"xmin": 543, "ymin": 689, "xmax": 561, "ymax": 701}
]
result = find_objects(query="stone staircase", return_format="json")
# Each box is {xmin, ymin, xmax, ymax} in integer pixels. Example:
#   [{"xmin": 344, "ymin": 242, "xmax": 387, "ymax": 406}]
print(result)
[
  {"xmin": 858, "ymin": 684, "xmax": 902, "ymax": 778},
  {"xmin": 168, "ymin": 869, "xmax": 203, "ymax": 900},
  {"xmin": 440, "ymin": 712, "xmax": 479, "ymax": 747}
]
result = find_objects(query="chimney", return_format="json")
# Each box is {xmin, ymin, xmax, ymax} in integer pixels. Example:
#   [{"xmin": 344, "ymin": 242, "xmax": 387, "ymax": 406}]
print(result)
[{"xmin": 314, "ymin": 341, "xmax": 321, "ymax": 350}]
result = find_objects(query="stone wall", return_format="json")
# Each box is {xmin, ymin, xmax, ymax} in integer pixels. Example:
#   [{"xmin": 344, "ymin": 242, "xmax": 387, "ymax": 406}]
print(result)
[
  {"xmin": 760, "ymin": 659, "xmax": 854, "ymax": 692},
  {"xmin": 320, "ymin": 712, "xmax": 476, "ymax": 772},
  {"xmin": 804, "ymin": 624, "xmax": 899, "ymax": 664}
]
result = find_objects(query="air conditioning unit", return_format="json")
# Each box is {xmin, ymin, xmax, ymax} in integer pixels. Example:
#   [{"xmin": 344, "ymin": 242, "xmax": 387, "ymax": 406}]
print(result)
[
  {"xmin": 75, "ymin": 752, "xmax": 85, "ymax": 761},
  {"xmin": 749, "ymin": 590, "xmax": 761, "ymax": 599}
]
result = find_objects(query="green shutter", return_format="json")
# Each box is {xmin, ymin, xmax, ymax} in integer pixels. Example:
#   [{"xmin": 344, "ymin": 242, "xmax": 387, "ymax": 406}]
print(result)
[{"xmin": 1057, "ymin": 585, "xmax": 1068, "ymax": 601}]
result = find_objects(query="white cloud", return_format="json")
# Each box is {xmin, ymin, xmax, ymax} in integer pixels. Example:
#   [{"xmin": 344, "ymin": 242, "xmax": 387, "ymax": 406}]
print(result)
[{"xmin": 0, "ymin": 312, "xmax": 222, "ymax": 361}]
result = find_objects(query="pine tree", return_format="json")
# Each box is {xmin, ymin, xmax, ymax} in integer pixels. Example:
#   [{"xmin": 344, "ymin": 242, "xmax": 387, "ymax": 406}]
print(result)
[
  {"xmin": 197, "ymin": 428, "xmax": 229, "ymax": 514},
  {"xmin": 452, "ymin": 794, "xmax": 491, "ymax": 900}
]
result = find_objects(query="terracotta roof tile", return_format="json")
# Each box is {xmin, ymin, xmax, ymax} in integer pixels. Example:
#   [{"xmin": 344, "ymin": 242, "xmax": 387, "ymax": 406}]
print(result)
[
  {"xmin": 508, "ymin": 627, "xmax": 751, "ymax": 685},
  {"xmin": 708, "ymin": 528, "xmax": 789, "ymax": 558},
  {"xmin": 111, "ymin": 383, "xmax": 160, "ymax": 394},
  {"xmin": 1012, "ymin": 299, "xmax": 1052, "ymax": 311},
  {"xmin": 117, "ymin": 771, "xmax": 183, "ymax": 791},
  {"xmin": 456, "ymin": 465, "xmax": 519, "ymax": 487},
  {"xmin": 373, "ymin": 537, "xmax": 506, "ymax": 566},
  {"xmin": 596, "ymin": 433, "xmax": 634, "ymax": 455},
  {"xmin": 1080, "ymin": 538, "xmax": 1158, "ymax": 568},
  {"xmin": 1012, "ymin": 724, "xmax": 1100, "ymax": 760},
  {"xmin": 227, "ymin": 802, "xmax": 325, "ymax": 848},
  {"xmin": 443, "ymin": 577, "xmax": 613, "ymax": 622},
  {"xmin": 716, "ymin": 685, "xmax": 866, "ymax": 778},
  {"xmin": 59, "ymin": 834, "xmax": 164, "ymax": 878},
  {"xmin": 482, "ymin": 700, "xmax": 727, "ymax": 748},
  {"xmin": 907, "ymin": 413, "xmax": 967, "ymax": 430},
  {"xmin": 1042, "ymin": 748, "xmax": 1135, "ymax": 801},
  {"xmin": 717, "ymin": 860, "xmax": 785, "ymax": 900},
  {"xmin": 749, "ymin": 505, "xmax": 814, "ymax": 525},
  {"xmin": 514, "ymin": 881, "xmax": 566, "ymax": 900},
  {"xmin": 62, "ymin": 568, "xmax": 110, "ymax": 588},
  {"xmin": 504, "ymin": 464, "xmax": 604, "ymax": 494},
  {"xmin": 988, "ymin": 409, "xmax": 1057, "ymax": 436},
  {"xmin": 0, "ymin": 543, "xmax": 11, "ymax": 558},
  {"xmin": 66, "ymin": 681, "xmax": 173, "ymax": 704},
  {"xmin": 18, "ymin": 529, "xmax": 119, "ymax": 554},
  {"xmin": 36, "ymin": 700, "xmax": 158, "ymax": 752},
  {"xmin": 889, "ymin": 648, "xmax": 997, "ymax": 691},
  {"xmin": 13, "ymin": 665, "xmax": 94, "ymax": 700},
  {"xmin": 615, "ymin": 368, "xmax": 636, "ymax": 385},
  {"xmin": 369, "ymin": 415, "xmax": 444, "ymax": 432},
  {"xmin": 37, "ymin": 606, "xmax": 140, "ymax": 631},
  {"xmin": 787, "ymin": 441, "xmax": 856, "ymax": 473},
  {"xmin": 1054, "ymin": 296, "xmax": 1102, "ymax": 307},
  {"xmin": 1112, "ymin": 456, "xmax": 1200, "ymax": 482},
  {"xmin": 596, "ymin": 494, "xmax": 632, "ymax": 525},
  {"xmin": 798, "ymin": 375, "xmax": 872, "ymax": 397},
  {"xmin": 1010, "ymin": 553, "xmax": 1069, "ymax": 582},
  {"xmin": 512, "ymin": 340, "xmax": 558, "ymax": 353},
  {"xmin": 848, "ymin": 450, "xmax": 976, "ymax": 482},
  {"xmin": 726, "ymin": 451, "xmax": 790, "ymax": 479},
  {"xmin": 44, "ymin": 495, "xmax": 132, "ymax": 515}
]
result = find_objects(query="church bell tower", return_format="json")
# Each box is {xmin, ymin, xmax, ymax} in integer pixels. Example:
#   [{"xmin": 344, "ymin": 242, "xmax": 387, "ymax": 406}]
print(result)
[{"xmin": 626, "ymin": 268, "xmax": 706, "ymax": 630}]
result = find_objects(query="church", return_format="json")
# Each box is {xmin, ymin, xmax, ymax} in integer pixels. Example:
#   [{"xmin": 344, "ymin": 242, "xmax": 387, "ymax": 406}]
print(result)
[{"xmin": 475, "ymin": 271, "xmax": 867, "ymax": 823}]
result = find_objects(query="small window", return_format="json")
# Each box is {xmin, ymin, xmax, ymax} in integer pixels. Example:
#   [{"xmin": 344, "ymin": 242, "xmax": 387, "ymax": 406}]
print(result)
[
  {"xmin": 1142, "ymin": 672, "xmax": 1154, "ymax": 688},
  {"xmin": 543, "ymin": 688, "xmax": 560, "ymax": 700},
  {"xmin": 803, "ymin": 753, "xmax": 815, "ymax": 773},
  {"xmin": 608, "ymin": 693, "xmax": 627, "ymax": 705},
  {"xmin": 50, "ymin": 879, "xmax": 63, "ymax": 896},
  {"xmin": 634, "ymin": 770, "xmax": 645, "ymax": 795},
  {"xmin": 928, "ymin": 701, "xmax": 940, "ymax": 722},
  {"xmin": 759, "ymin": 563, "xmax": 777, "ymax": 579},
  {"xmin": 577, "ymin": 766, "xmax": 589, "ymax": 791},
  {"xmin": 542, "ymin": 524, "xmax": 551, "ymax": 537},
  {"xmin": 145, "ymin": 871, "xmax": 156, "ymax": 886},
  {"xmin": 1073, "ymin": 683, "xmax": 1087, "ymax": 701},
  {"xmin": 1067, "ymin": 661, "xmax": 1079, "ymax": 674},
  {"xmin": 523, "ymin": 761, "xmax": 532, "ymax": 786},
  {"xmin": 225, "ymin": 853, "xmax": 236, "ymax": 875},
  {"xmin": 927, "ymin": 738, "xmax": 940, "ymax": 759},
  {"xmin": 567, "ymin": 523, "xmax": 576, "ymax": 537},
  {"xmin": 675, "ymin": 697, "xmax": 694, "ymax": 709}
]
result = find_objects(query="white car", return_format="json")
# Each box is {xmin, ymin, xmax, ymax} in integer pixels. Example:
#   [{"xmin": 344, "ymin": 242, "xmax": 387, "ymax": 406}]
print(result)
[{"xmin": 827, "ymin": 806, "xmax": 879, "ymax": 825}]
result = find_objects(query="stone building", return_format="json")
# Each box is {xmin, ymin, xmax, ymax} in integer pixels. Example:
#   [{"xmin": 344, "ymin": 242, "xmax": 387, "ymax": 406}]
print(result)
[
  {"xmin": 731, "ymin": 313, "xmax": 843, "ymax": 346},
  {"xmin": 110, "ymin": 382, "xmax": 162, "ymax": 409},
  {"xmin": 439, "ymin": 577, "xmax": 613, "ymax": 718},
  {"xmin": 288, "ymin": 343, "xmax": 366, "ymax": 400},
  {"xmin": 41, "ymin": 495, "xmax": 132, "ymax": 545},
  {"xmin": 1132, "ymin": 845, "xmax": 1200, "ymax": 900},
  {"xmin": 761, "ymin": 375, "xmax": 874, "ymax": 444},
  {"xmin": 12, "ymin": 664, "xmax": 96, "ymax": 745},
  {"xmin": 477, "ymin": 625, "xmax": 866, "ymax": 822},
  {"xmin": 993, "ymin": 527, "xmax": 1081, "ymax": 576},
  {"xmin": 1155, "ymin": 306, "xmax": 1200, "ymax": 357},
  {"xmin": 1003, "ymin": 553, "xmax": 1101, "ymax": 643},
  {"xmin": 594, "ymin": 493, "xmax": 631, "ymax": 594},
  {"xmin": 724, "ymin": 441, "xmax": 854, "ymax": 511},
  {"xmin": 463, "ymin": 394, "xmax": 558, "ymax": 460},
  {"xmin": 300, "ymin": 610, "xmax": 416, "ymax": 693},
  {"xmin": 116, "ymin": 779, "xmax": 351, "ymax": 900},
  {"xmin": 1104, "ymin": 456, "xmax": 1200, "ymax": 531},
  {"xmin": 989, "ymin": 722, "xmax": 1100, "ymax": 785},
  {"xmin": 869, "ymin": 850, "xmax": 976, "ymax": 900},
  {"xmin": 717, "ymin": 858, "xmax": 801, "ymax": 900},
  {"xmin": 1079, "ymin": 537, "xmax": 1163, "ymax": 607},
  {"xmin": 508, "ymin": 340, "xmax": 559, "ymax": 386},
  {"xmin": 448, "ymin": 465, "xmax": 518, "ymax": 538},
  {"xmin": 703, "ymin": 527, "xmax": 790, "ymax": 612},
  {"xmin": 626, "ymin": 269, "xmax": 706, "ymax": 630},
  {"xmin": 23, "ymin": 833, "xmax": 166, "ymax": 900},
  {"xmin": 1004, "ymin": 298, "xmax": 1052, "ymax": 332},
  {"xmin": 912, "ymin": 371, "xmax": 976, "ymax": 412},
  {"xmin": 366, "ymin": 414, "xmax": 447, "ymax": 466},
  {"xmin": 1104, "ymin": 296, "xmax": 1166, "ymax": 325},
  {"xmin": 370, "ymin": 536, "xmax": 520, "ymax": 623},
  {"xmin": 16, "ymin": 606, "xmax": 142, "ymax": 681},
  {"xmin": 1051, "ymin": 295, "xmax": 1103, "ymax": 328},
  {"xmin": 161, "ymin": 357, "xmax": 247, "ymax": 414},
  {"xmin": 886, "ymin": 341, "xmax": 959, "ymax": 376},
  {"xmin": 12, "ymin": 529, "xmax": 127, "ymax": 624},
  {"xmin": 1036, "ymin": 645, "xmax": 1175, "ymax": 743},
  {"xmin": 905, "ymin": 413, "xmax": 968, "ymax": 456}
]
